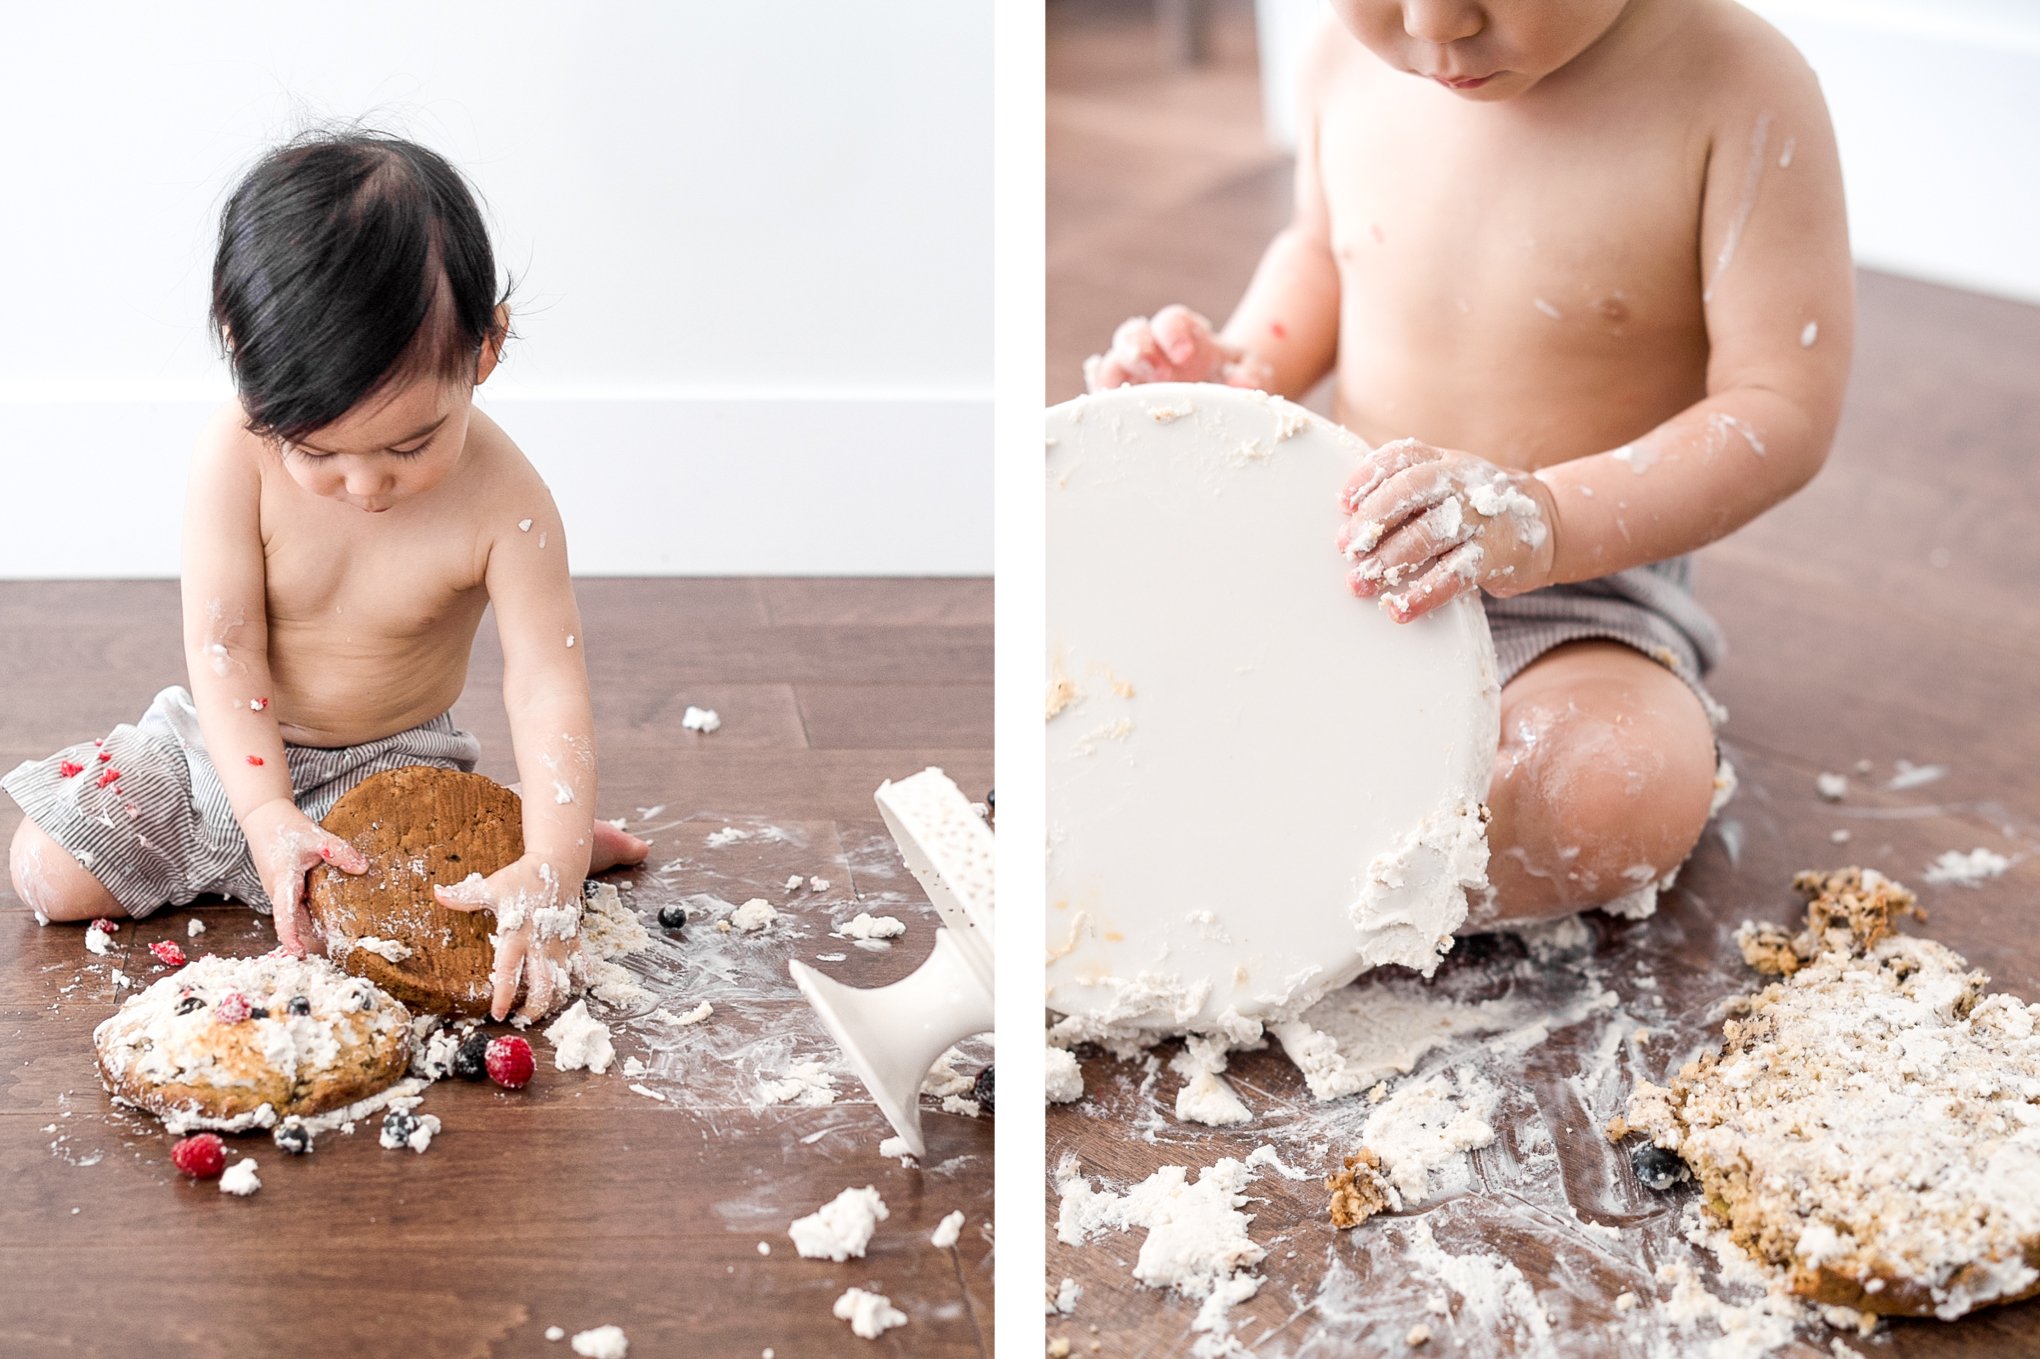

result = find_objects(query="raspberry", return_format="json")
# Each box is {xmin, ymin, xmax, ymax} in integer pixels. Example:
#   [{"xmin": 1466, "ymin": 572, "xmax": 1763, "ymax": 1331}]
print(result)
[
  {"xmin": 96, "ymin": 769, "xmax": 120, "ymax": 789},
  {"xmin": 58, "ymin": 760, "xmax": 84, "ymax": 779},
  {"xmin": 485, "ymin": 1036, "xmax": 535, "ymax": 1089},
  {"xmin": 171, "ymin": 1133, "xmax": 226, "ymax": 1179},
  {"xmin": 214, "ymin": 992, "xmax": 252, "ymax": 1024},
  {"xmin": 96, "ymin": 749, "xmax": 110, "ymax": 760},
  {"xmin": 150, "ymin": 941, "xmax": 186, "ymax": 967},
  {"xmin": 89, "ymin": 917, "xmax": 119, "ymax": 934}
]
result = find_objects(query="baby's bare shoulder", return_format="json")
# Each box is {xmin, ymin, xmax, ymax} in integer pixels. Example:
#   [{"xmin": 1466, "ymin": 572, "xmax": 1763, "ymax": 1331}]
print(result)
[
  {"xmin": 1675, "ymin": 1, "xmax": 1827, "ymax": 127},
  {"xmin": 444, "ymin": 412, "xmax": 562, "ymax": 547}
]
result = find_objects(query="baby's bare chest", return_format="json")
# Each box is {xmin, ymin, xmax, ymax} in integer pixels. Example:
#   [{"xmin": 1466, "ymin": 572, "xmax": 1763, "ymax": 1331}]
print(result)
[
  {"xmin": 1318, "ymin": 93, "xmax": 1708, "ymax": 338},
  {"xmin": 261, "ymin": 515, "xmax": 486, "ymax": 644}
]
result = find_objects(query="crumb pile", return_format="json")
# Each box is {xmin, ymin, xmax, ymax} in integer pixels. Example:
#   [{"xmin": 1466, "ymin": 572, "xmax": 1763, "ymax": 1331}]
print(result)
[{"xmin": 1617, "ymin": 868, "xmax": 2040, "ymax": 1319}]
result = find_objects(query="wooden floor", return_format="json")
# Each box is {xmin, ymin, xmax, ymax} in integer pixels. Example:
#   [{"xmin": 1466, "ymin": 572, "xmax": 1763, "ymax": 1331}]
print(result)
[
  {"xmin": 1048, "ymin": 2, "xmax": 2040, "ymax": 1355},
  {"xmin": 0, "ymin": 577, "xmax": 993, "ymax": 1358}
]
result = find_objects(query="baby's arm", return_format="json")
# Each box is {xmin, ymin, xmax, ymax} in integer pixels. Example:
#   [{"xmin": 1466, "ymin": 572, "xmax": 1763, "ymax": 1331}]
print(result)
[
  {"xmin": 1085, "ymin": 23, "xmax": 1344, "ymax": 399},
  {"xmin": 1534, "ymin": 59, "xmax": 1853, "ymax": 585},
  {"xmin": 1345, "ymin": 49, "xmax": 1852, "ymax": 618},
  {"xmin": 434, "ymin": 486, "xmax": 594, "ymax": 1022},
  {"xmin": 180, "ymin": 408, "xmax": 367, "ymax": 949}
]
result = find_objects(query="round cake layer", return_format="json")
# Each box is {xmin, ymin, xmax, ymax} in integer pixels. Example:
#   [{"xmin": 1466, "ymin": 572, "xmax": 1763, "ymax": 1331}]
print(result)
[
  {"xmin": 307, "ymin": 765, "xmax": 524, "ymax": 1016},
  {"xmin": 1045, "ymin": 384, "xmax": 1499, "ymax": 1039},
  {"xmin": 94, "ymin": 951, "xmax": 412, "ymax": 1132}
]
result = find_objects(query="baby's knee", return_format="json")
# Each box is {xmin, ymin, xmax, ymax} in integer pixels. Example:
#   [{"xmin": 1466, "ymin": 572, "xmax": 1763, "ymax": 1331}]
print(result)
[
  {"xmin": 9, "ymin": 819, "xmax": 120, "ymax": 925},
  {"xmin": 1493, "ymin": 689, "xmax": 1715, "ymax": 898}
]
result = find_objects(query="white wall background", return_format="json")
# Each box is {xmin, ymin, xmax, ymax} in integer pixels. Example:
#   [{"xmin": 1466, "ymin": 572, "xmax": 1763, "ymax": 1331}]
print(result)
[
  {"xmin": 1255, "ymin": 0, "xmax": 2040, "ymax": 305},
  {"xmin": 0, "ymin": 1, "xmax": 992, "ymax": 577}
]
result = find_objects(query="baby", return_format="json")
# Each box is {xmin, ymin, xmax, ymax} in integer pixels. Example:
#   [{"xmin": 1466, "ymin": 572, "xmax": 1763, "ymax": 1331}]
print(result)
[
  {"xmin": 5, "ymin": 131, "xmax": 649, "ymax": 1019},
  {"xmin": 1086, "ymin": 0, "xmax": 1853, "ymax": 921}
]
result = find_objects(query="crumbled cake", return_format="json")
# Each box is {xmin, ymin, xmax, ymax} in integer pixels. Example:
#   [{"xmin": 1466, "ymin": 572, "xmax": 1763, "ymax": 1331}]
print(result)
[
  {"xmin": 1615, "ymin": 868, "xmax": 2040, "ymax": 1319},
  {"xmin": 94, "ymin": 952, "xmax": 412, "ymax": 1131},
  {"xmin": 1327, "ymin": 1148, "xmax": 1393, "ymax": 1229}
]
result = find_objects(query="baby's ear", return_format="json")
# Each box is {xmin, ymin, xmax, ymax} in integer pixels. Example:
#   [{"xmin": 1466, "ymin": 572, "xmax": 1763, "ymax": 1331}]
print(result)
[{"xmin": 475, "ymin": 305, "xmax": 511, "ymax": 385}]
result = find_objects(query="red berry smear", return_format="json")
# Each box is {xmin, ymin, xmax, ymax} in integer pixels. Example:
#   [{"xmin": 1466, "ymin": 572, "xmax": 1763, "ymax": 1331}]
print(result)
[
  {"xmin": 96, "ymin": 769, "xmax": 121, "ymax": 788},
  {"xmin": 58, "ymin": 760, "xmax": 84, "ymax": 778},
  {"xmin": 150, "ymin": 941, "xmax": 187, "ymax": 967},
  {"xmin": 214, "ymin": 992, "xmax": 252, "ymax": 1024},
  {"xmin": 89, "ymin": 917, "xmax": 119, "ymax": 934},
  {"xmin": 171, "ymin": 1133, "xmax": 226, "ymax": 1179},
  {"xmin": 246, "ymin": 755, "xmax": 264, "ymax": 766},
  {"xmin": 485, "ymin": 1036, "xmax": 536, "ymax": 1089}
]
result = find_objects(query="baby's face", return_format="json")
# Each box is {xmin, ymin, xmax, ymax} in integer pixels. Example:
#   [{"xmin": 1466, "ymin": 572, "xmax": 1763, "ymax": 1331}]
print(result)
[
  {"xmin": 279, "ymin": 376, "xmax": 473, "ymax": 513},
  {"xmin": 1330, "ymin": 0, "xmax": 1634, "ymax": 100}
]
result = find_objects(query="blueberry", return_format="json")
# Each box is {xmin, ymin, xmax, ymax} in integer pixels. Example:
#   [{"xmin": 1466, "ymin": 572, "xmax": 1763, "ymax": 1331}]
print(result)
[
  {"xmin": 287, "ymin": 995, "xmax": 310, "ymax": 1015},
  {"xmin": 354, "ymin": 985, "xmax": 376, "ymax": 1011},
  {"xmin": 658, "ymin": 904, "xmax": 688, "ymax": 930},
  {"xmin": 382, "ymin": 1110, "xmax": 419, "ymax": 1143},
  {"xmin": 273, "ymin": 1120, "xmax": 311, "ymax": 1155},
  {"xmin": 972, "ymin": 1065, "xmax": 994, "ymax": 1115},
  {"xmin": 249, "ymin": 1006, "xmax": 269, "ymax": 1020},
  {"xmin": 452, "ymin": 1030, "xmax": 492, "ymax": 1081},
  {"xmin": 175, "ymin": 994, "xmax": 204, "ymax": 1015},
  {"xmin": 1631, "ymin": 1143, "xmax": 1690, "ymax": 1192}
]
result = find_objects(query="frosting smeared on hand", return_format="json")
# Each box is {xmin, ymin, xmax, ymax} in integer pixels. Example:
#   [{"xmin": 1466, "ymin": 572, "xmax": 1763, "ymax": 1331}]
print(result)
[{"xmin": 1337, "ymin": 439, "xmax": 1559, "ymax": 622}]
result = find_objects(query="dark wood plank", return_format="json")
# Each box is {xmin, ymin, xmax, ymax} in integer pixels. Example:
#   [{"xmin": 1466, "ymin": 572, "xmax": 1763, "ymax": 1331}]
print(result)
[
  {"xmin": 0, "ymin": 577, "xmax": 993, "ymax": 1357},
  {"xmin": 796, "ymin": 684, "xmax": 997, "ymax": 752}
]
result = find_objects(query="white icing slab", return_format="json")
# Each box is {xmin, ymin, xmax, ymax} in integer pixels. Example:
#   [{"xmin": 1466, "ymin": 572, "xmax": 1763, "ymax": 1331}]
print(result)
[{"xmin": 1045, "ymin": 384, "xmax": 1499, "ymax": 1037}]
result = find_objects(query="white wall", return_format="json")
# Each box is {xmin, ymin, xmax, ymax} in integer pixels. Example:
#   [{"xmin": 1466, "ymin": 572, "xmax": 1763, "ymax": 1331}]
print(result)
[
  {"xmin": 0, "ymin": 2, "xmax": 992, "ymax": 577},
  {"xmin": 1254, "ymin": 0, "xmax": 2040, "ymax": 305}
]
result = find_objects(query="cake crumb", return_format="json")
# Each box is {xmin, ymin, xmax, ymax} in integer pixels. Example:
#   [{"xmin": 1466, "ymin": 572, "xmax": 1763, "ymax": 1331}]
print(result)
[{"xmin": 1327, "ymin": 1148, "xmax": 1393, "ymax": 1229}]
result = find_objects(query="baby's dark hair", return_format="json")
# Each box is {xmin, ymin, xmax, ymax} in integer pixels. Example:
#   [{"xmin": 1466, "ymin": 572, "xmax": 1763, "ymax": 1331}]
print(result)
[{"xmin": 210, "ymin": 130, "xmax": 510, "ymax": 444}]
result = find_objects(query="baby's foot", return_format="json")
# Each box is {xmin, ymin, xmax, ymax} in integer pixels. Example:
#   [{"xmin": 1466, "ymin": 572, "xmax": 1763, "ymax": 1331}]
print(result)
[{"xmin": 590, "ymin": 819, "xmax": 651, "ymax": 874}]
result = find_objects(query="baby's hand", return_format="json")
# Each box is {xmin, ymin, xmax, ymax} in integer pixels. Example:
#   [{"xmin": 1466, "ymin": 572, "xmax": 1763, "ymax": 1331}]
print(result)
[
  {"xmin": 1336, "ymin": 440, "xmax": 1559, "ymax": 622},
  {"xmin": 434, "ymin": 856, "xmax": 583, "ymax": 1023},
  {"xmin": 1083, "ymin": 305, "xmax": 1273, "ymax": 393},
  {"xmin": 243, "ymin": 799, "xmax": 368, "ymax": 958}
]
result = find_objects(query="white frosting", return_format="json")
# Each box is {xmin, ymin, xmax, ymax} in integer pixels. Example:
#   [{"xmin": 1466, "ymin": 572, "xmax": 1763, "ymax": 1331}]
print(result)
[
  {"xmin": 218, "ymin": 1158, "xmax": 261, "ymax": 1195},
  {"xmin": 543, "ymin": 1001, "xmax": 616, "ymax": 1074},
  {"xmin": 836, "ymin": 912, "xmax": 906, "ymax": 940},
  {"xmin": 1046, "ymin": 386, "xmax": 1498, "ymax": 1040},
  {"xmin": 569, "ymin": 1326, "xmax": 628, "ymax": 1359},
  {"xmin": 681, "ymin": 706, "xmax": 722, "ymax": 733},
  {"xmin": 832, "ymin": 1287, "xmax": 907, "ymax": 1340},
  {"xmin": 1045, "ymin": 1046, "xmax": 1084, "ymax": 1104},
  {"xmin": 930, "ymin": 1209, "xmax": 966, "ymax": 1248},
  {"xmin": 789, "ymin": 1186, "xmax": 888, "ymax": 1260},
  {"xmin": 730, "ymin": 899, "xmax": 778, "ymax": 932},
  {"xmin": 350, "ymin": 936, "xmax": 413, "ymax": 963}
]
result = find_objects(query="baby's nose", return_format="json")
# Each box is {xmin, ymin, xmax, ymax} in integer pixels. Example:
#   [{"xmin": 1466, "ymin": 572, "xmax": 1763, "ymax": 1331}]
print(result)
[{"xmin": 345, "ymin": 465, "xmax": 393, "ymax": 499}]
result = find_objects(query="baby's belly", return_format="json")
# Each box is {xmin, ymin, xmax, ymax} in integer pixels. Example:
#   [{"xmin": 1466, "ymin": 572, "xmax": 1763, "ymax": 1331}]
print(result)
[
  {"xmin": 264, "ymin": 629, "xmax": 476, "ymax": 749},
  {"xmin": 1332, "ymin": 331, "xmax": 1708, "ymax": 472}
]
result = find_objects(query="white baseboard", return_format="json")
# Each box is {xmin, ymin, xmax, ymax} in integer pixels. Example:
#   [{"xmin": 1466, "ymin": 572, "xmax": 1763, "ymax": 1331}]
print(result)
[{"xmin": 0, "ymin": 393, "xmax": 991, "ymax": 578}]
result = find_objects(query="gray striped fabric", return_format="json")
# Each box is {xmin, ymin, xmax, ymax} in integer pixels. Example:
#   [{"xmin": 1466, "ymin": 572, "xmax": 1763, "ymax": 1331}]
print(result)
[
  {"xmin": 1483, "ymin": 556, "xmax": 1728, "ymax": 725},
  {"xmin": 2, "ymin": 685, "xmax": 479, "ymax": 919}
]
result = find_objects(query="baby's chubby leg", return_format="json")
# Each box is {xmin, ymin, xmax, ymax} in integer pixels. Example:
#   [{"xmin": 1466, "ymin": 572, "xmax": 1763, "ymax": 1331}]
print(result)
[
  {"xmin": 1481, "ymin": 641, "xmax": 1717, "ymax": 924},
  {"xmin": 8, "ymin": 817, "xmax": 123, "ymax": 925}
]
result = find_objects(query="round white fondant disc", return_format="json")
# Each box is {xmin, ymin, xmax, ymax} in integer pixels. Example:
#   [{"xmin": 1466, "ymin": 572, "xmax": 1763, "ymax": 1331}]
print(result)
[{"xmin": 1046, "ymin": 384, "xmax": 1499, "ymax": 1035}]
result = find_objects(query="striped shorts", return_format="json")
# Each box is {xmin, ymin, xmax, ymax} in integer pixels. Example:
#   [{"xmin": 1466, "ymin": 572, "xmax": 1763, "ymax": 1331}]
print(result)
[
  {"xmin": 2, "ymin": 686, "xmax": 479, "ymax": 919},
  {"xmin": 1483, "ymin": 556, "xmax": 1728, "ymax": 726}
]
